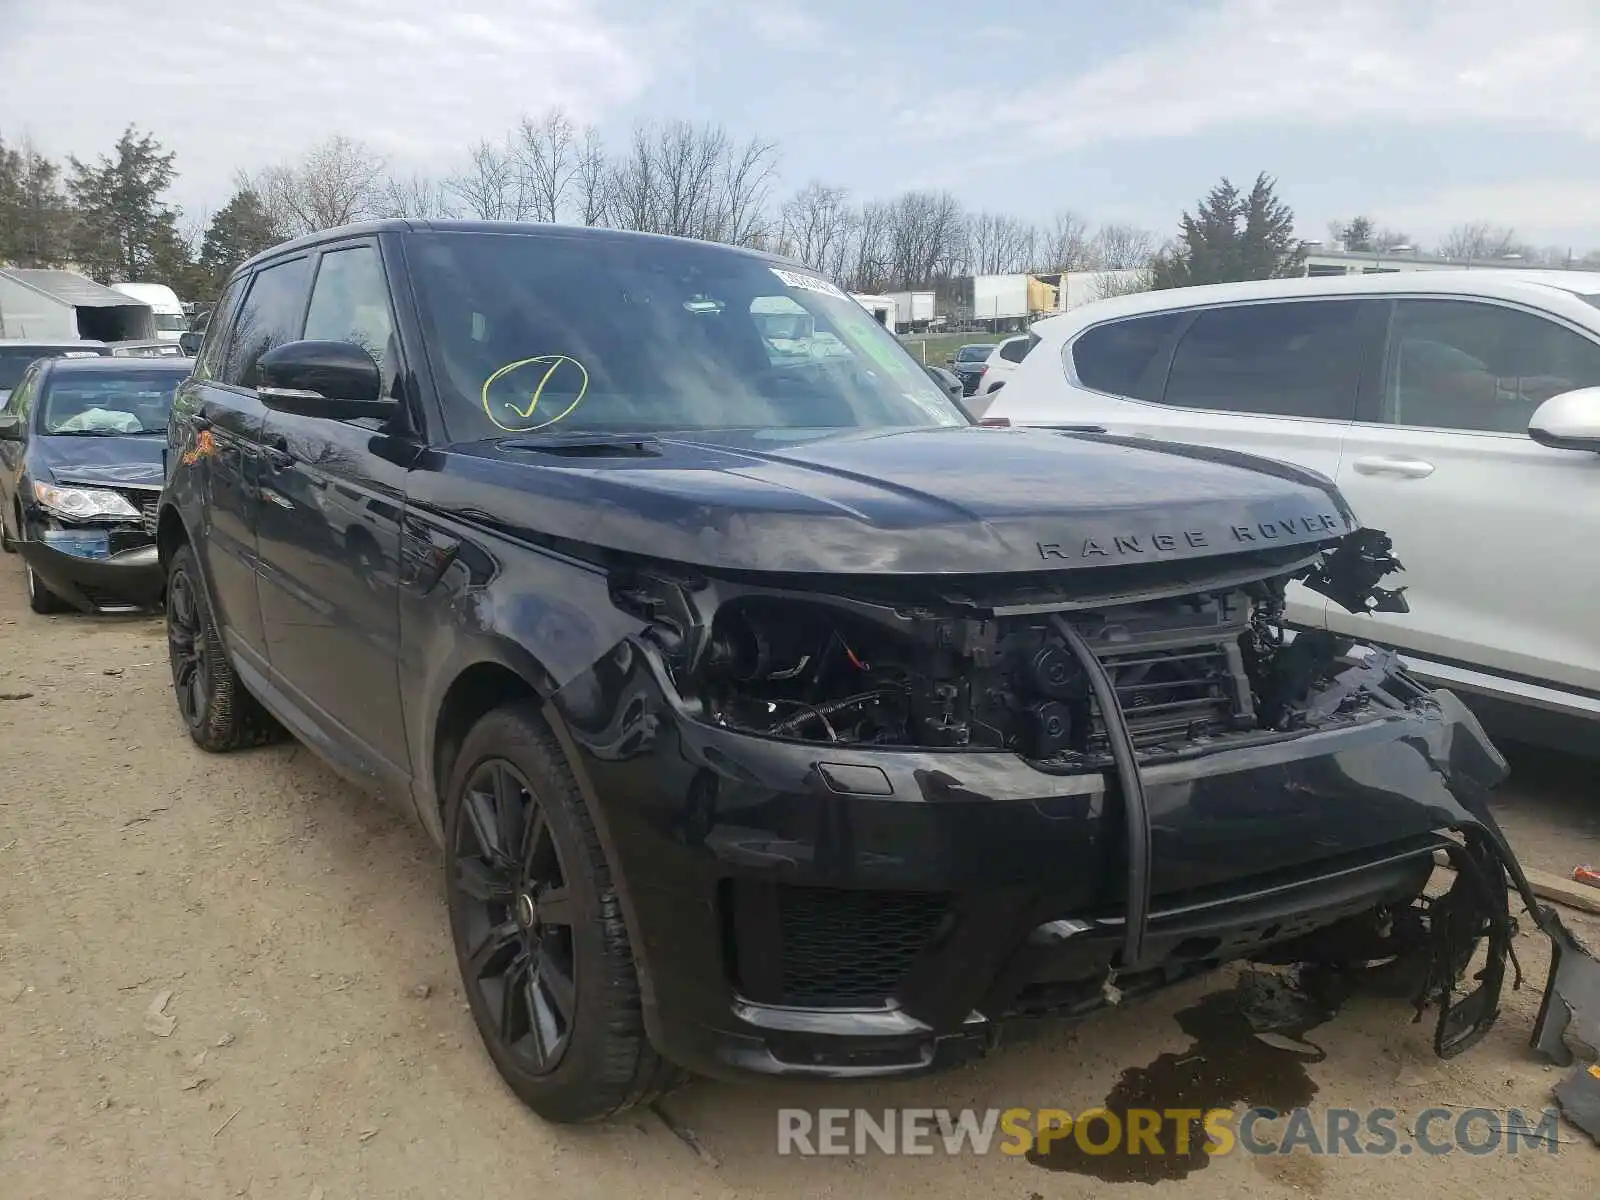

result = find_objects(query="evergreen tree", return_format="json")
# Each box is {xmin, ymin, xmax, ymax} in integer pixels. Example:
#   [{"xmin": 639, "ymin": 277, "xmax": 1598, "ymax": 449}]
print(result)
[
  {"xmin": 1152, "ymin": 173, "xmax": 1306, "ymax": 289},
  {"xmin": 0, "ymin": 135, "xmax": 71, "ymax": 267},
  {"xmin": 198, "ymin": 188, "xmax": 281, "ymax": 290},
  {"xmin": 66, "ymin": 125, "xmax": 181, "ymax": 282}
]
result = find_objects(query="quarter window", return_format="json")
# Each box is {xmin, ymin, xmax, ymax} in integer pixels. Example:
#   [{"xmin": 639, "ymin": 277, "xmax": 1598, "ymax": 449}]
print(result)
[
  {"xmin": 999, "ymin": 335, "xmax": 1035, "ymax": 364},
  {"xmin": 221, "ymin": 257, "xmax": 312, "ymax": 388},
  {"xmin": 1072, "ymin": 313, "xmax": 1182, "ymax": 399},
  {"xmin": 1164, "ymin": 300, "xmax": 1366, "ymax": 420},
  {"xmin": 304, "ymin": 246, "xmax": 398, "ymax": 393},
  {"xmin": 1384, "ymin": 299, "xmax": 1600, "ymax": 434}
]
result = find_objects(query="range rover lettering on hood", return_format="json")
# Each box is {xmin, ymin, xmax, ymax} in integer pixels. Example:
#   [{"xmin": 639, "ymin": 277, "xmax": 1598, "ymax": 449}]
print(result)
[{"xmin": 1037, "ymin": 512, "xmax": 1345, "ymax": 561}]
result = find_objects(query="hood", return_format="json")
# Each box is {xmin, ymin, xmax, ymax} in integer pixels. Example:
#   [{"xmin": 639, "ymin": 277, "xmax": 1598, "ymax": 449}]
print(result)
[
  {"xmin": 32, "ymin": 432, "xmax": 165, "ymax": 489},
  {"xmin": 423, "ymin": 426, "xmax": 1357, "ymax": 577}
]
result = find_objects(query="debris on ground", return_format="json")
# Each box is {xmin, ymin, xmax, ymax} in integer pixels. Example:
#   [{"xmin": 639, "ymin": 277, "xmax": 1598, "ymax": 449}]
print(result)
[
  {"xmin": 143, "ymin": 989, "xmax": 176, "ymax": 1037},
  {"xmin": 1576, "ymin": 865, "xmax": 1600, "ymax": 889},
  {"xmin": 1553, "ymin": 1065, "xmax": 1600, "ymax": 1146},
  {"xmin": 1254, "ymin": 1031, "xmax": 1322, "ymax": 1056},
  {"xmin": 408, "ymin": 982, "xmax": 432, "ymax": 999},
  {"xmin": 215, "ymin": 1031, "xmax": 236, "ymax": 1048},
  {"xmin": 650, "ymin": 1102, "xmax": 720, "ymax": 1169},
  {"xmin": 2, "ymin": 980, "xmax": 27, "ymax": 1003},
  {"xmin": 0, "ymin": 691, "xmax": 34, "ymax": 700}
]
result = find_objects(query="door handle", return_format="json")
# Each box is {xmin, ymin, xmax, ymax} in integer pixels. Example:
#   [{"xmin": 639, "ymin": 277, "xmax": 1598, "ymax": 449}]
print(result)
[
  {"xmin": 1351, "ymin": 455, "xmax": 1435, "ymax": 479},
  {"xmin": 262, "ymin": 437, "xmax": 293, "ymax": 471}
]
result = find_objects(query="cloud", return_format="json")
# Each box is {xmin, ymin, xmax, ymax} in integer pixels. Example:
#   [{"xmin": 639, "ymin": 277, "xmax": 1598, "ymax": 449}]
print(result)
[
  {"xmin": 0, "ymin": 0, "xmax": 658, "ymax": 213},
  {"xmin": 900, "ymin": 0, "xmax": 1600, "ymax": 153}
]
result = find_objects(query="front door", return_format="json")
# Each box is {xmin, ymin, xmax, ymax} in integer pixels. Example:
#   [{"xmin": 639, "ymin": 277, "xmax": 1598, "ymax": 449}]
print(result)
[
  {"xmin": 254, "ymin": 241, "xmax": 412, "ymax": 778},
  {"xmin": 1332, "ymin": 296, "xmax": 1600, "ymax": 696}
]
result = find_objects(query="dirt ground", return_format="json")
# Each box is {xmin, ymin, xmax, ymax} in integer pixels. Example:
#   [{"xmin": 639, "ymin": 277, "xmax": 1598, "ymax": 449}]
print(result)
[{"xmin": 1, "ymin": 554, "xmax": 1596, "ymax": 1199}]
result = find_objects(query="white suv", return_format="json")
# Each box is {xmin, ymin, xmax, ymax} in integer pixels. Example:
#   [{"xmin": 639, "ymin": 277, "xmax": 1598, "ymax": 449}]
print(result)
[
  {"xmin": 966, "ymin": 332, "xmax": 1037, "ymax": 415},
  {"xmin": 985, "ymin": 270, "xmax": 1600, "ymax": 750}
]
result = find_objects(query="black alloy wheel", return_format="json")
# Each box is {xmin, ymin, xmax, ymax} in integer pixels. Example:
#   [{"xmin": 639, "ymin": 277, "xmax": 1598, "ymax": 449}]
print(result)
[
  {"xmin": 452, "ymin": 757, "xmax": 578, "ymax": 1074},
  {"xmin": 164, "ymin": 543, "xmax": 281, "ymax": 751},
  {"xmin": 443, "ymin": 703, "xmax": 683, "ymax": 1122},
  {"xmin": 166, "ymin": 565, "xmax": 211, "ymax": 728}
]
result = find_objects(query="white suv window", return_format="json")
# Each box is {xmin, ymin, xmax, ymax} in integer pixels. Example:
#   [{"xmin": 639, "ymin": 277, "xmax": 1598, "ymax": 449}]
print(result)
[
  {"xmin": 1384, "ymin": 299, "xmax": 1600, "ymax": 434},
  {"xmin": 1163, "ymin": 299, "xmax": 1366, "ymax": 420},
  {"xmin": 1071, "ymin": 313, "xmax": 1182, "ymax": 399}
]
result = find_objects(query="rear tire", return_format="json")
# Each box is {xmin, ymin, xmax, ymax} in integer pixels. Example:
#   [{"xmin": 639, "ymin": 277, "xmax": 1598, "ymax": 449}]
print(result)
[
  {"xmin": 444, "ymin": 702, "xmax": 685, "ymax": 1123},
  {"xmin": 165, "ymin": 543, "xmax": 281, "ymax": 751},
  {"xmin": 26, "ymin": 565, "xmax": 66, "ymax": 614}
]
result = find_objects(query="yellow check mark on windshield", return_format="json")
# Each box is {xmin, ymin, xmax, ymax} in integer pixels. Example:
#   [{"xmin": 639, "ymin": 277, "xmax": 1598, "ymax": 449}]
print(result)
[{"xmin": 506, "ymin": 357, "xmax": 572, "ymax": 419}]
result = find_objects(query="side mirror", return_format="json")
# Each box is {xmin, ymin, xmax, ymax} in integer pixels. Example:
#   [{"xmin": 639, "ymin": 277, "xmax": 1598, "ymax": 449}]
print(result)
[
  {"xmin": 924, "ymin": 363, "xmax": 963, "ymax": 403},
  {"xmin": 1529, "ymin": 387, "xmax": 1600, "ymax": 453},
  {"xmin": 0, "ymin": 412, "xmax": 21, "ymax": 440},
  {"xmin": 256, "ymin": 341, "xmax": 395, "ymax": 421},
  {"xmin": 178, "ymin": 331, "xmax": 203, "ymax": 356}
]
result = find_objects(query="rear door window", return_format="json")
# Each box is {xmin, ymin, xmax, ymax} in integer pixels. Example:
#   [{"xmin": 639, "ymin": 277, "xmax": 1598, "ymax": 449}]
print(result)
[
  {"xmin": 1163, "ymin": 300, "xmax": 1367, "ymax": 420},
  {"xmin": 1071, "ymin": 313, "xmax": 1182, "ymax": 399}
]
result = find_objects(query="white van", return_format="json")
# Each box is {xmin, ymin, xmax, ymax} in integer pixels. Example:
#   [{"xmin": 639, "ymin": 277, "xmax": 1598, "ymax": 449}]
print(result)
[{"xmin": 109, "ymin": 282, "xmax": 187, "ymax": 342}]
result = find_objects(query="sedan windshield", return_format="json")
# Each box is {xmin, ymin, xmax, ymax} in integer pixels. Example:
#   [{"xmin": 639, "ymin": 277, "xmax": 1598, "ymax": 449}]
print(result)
[
  {"xmin": 40, "ymin": 370, "xmax": 188, "ymax": 435},
  {"xmin": 407, "ymin": 231, "xmax": 967, "ymax": 440}
]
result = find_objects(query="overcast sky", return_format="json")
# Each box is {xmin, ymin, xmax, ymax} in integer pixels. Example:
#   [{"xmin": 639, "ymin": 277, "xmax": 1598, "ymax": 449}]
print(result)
[{"xmin": 3, "ymin": 0, "xmax": 1598, "ymax": 250}]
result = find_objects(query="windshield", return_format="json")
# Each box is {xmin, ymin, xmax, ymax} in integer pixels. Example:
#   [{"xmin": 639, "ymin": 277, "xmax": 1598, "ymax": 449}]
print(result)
[
  {"xmin": 407, "ymin": 231, "xmax": 967, "ymax": 440},
  {"xmin": 153, "ymin": 313, "xmax": 187, "ymax": 333},
  {"xmin": 39, "ymin": 370, "xmax": 187, "ymax": 435},
  {"xmin": 957, "ymin": 344, "xmax": 993, "ymax": 362}
]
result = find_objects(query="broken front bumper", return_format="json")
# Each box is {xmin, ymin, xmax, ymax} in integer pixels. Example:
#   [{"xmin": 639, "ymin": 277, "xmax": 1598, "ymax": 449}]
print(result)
[{"xmin": 549, "ymin": 644, "xmax": 1600, "ymax": 1082}]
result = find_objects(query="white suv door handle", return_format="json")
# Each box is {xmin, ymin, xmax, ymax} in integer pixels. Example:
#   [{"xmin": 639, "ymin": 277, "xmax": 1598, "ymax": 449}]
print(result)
[{"xmin": 1351, "ymin": 454, "xmax": 1435, "ymax": 479}]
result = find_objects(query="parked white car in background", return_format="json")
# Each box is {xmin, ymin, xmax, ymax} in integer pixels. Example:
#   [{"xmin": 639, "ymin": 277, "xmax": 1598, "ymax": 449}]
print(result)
[
  {"xmin": 967, "ymin": 332, "xmax": 1038, "ymax": 413},
  {"xmin": 984, "ymin": 270, "xmax": 1600, "ymax": 750}
]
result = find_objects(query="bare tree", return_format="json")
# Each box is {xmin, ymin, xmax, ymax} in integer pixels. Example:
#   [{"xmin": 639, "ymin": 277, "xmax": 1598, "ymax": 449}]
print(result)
[
  {"xmin": 780, "ymin": 182, "xmax": 855, "ymax": 272},
  {"xmin": 608, "ymin": 125, "xmax": 659, "ymax": 233},
  {"xmin": 718, "ymin": 134, "xmax": 779, "ymax": 248},
  {"xmin": 967, "ymin": 212, "xmax": 1037, "ymax": 274},
  {"xmin": 1439, "ymin": 221, "xmax": 1520, "ymax": 261},
  {"xmin": 1087, "ymin": 223, "xmax": 1156, "ymax": 270},
  {"xmin": 884, "ymin": 190, "xmax": 966, "ymax": 288},
  {"xmin": 246, "ymin": 135, "xmax": 386, "ymax": 235},
  {"xmin": 376, "ymin": 172, "xmax": 454, "ymax": 219},
  {"xmin": 572, "ymin": 126, "xmax": 611, "ymax": 227},
  {"xmin": 516, "ymin": 109, "xmax": 576, "ymax": 223},
  {"xmin": 1037, "ymin": 211, "xmax": 1091, "ymax": 271},
  {"xmin": 843, "ymin": 200, "xmax": 893, "ymax": 293},
  {"xmin": 447, "ymin": 138, "xmax": 521, "ymax": 220}
]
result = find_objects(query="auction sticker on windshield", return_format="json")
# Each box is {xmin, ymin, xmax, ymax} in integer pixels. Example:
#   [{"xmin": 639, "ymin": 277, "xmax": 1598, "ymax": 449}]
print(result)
[{"xmin": 771, "ymin": 267, "xmax": 849, "ymax": 300}]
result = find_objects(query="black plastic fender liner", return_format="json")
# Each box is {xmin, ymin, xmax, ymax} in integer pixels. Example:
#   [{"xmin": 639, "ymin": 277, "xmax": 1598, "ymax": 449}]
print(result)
[{"xmin": 1048, "ymin": 613, "xmax": 1151, "ymax": 972}]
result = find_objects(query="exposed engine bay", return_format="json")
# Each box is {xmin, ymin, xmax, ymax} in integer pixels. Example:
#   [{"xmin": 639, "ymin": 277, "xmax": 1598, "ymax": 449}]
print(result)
[{"xmin": 614, "ymin": 527, "xmax": 1417, "ymax": 766}]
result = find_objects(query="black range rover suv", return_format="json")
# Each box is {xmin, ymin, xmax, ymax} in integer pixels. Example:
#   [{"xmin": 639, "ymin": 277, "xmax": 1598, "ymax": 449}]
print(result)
[{"xmin": 157, "ymin": 220, "xmax": 1594, "ymax": 1123}]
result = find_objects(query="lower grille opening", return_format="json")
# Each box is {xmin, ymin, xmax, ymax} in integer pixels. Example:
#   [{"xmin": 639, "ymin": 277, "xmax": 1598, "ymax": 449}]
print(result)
[{"xmin": 729, "ymin": 882, "xmax": 952, "ymax": 1008}]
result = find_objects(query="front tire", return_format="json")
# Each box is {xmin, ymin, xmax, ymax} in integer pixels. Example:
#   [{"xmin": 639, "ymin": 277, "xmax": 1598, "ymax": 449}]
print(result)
[
  {"xmin": 444, "ymin": 702, "xmax": 683, "ymax": 1123},
  {"xmin": 26, "ymin": 565, "xmax": 66, "ymax": 614},
  {"xmin": 165, "ymin": 543, "xmax": 281, "ymax": 751}
]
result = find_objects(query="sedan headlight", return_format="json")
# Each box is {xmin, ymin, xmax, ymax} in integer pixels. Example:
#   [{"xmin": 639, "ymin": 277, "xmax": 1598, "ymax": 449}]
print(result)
[{"xmin": 32, "ymin": 481, "xmax": 141, "ymax": 520}]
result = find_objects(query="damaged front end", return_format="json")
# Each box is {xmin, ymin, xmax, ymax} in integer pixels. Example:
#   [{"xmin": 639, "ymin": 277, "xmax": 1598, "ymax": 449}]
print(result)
[{"xmin": 555, "ymin": 524, "xmax": 1599, "ymax": 1079}]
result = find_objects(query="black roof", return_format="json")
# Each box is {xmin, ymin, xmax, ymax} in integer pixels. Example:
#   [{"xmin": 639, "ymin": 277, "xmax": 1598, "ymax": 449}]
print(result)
[
  {"xmin": 41, "ymin": 355, "xmax": 193, "ymax": 375},
  {"xmin": 236, "ymin": 218, "xmax": 798, "ymax": 278}
]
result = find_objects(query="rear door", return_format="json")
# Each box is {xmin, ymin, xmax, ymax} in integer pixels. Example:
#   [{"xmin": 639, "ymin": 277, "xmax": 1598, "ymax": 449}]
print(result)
[
  {"xmin": 1332, "ymin": 296, "xmax": 1600, "ymax": 696},
  {"xmin": 179, "ymin": 265, "xmax": 304, "ymax": 659},
  {"xmin": 253, "ymin": 239, "xmax": 412, "ymax": 781}
]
